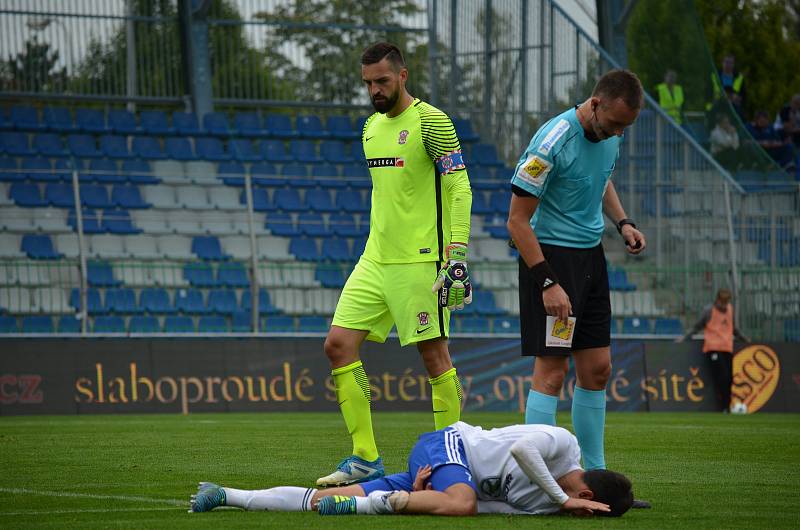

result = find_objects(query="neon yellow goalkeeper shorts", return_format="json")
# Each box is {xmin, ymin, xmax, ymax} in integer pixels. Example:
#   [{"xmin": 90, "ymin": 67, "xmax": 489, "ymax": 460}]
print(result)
[{"xmin": 332, "ymin": 256, "xmax": 450, "ymax": 346}]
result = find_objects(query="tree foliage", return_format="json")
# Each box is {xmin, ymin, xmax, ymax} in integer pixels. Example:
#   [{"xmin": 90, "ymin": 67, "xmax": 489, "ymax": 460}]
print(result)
[{"xmin": 1, "ymin": 37, "xmax": 68, "ymax": 93}]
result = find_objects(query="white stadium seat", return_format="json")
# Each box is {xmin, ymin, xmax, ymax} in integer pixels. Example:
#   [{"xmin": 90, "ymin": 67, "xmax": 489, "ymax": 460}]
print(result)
[
  {"xmin": 54, "ymin": 233, "xmax": 80, "ymax": 259},
  {"xmin": 131, "ymin": 210, "xmax": 170, "ymax": 234},
  {"xmin": 143, "ymin": 185, "xmax": 179, "ymax": 209},
  {"xmin": 90, "ymin": 234, "xmax": 126, "ymax": 259},
  {"xmin": 176, "ymin": 185, "xmax": 210, "ymax": 210},
  {"xmin": 157, "ymin": 235, "xmax": 193, "ymax": 260},
  {"xmin": 124, "ymin": 234, "xmax": 161, "ymax": 259}
]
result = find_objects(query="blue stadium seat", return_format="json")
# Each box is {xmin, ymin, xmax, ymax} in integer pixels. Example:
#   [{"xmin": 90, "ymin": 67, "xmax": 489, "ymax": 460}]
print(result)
[
  {"xmin": 489, "ymin": 191, "xmax": 510, "ymax": 214},
  {"xmin": 93, "ymin": 315, "xmax": 125, "ymax": 333},
  {"xmin": 22, "ymin": 157, "xmax": 56, "ymax": 182},
  {"xmin": 69, "ymin": 288, "xmax": 104, "ymax": 314},
  {"xmin": 217, "ymin": 161, "xmax": 246, "ymax": 186},
  {"xmin": 298, "ymin": 316, "xmax": 327, "ymax": 332},
  {"xmin": 22, "ymin": 315, "xmax": 54, "ymax": 333},
  {"xmin": 198, "ymin": 316, "xmax": 228, "ymax": 332},
  {"xmin": 320, "ymin": 140, "xmax": 354, "ymax": 164},
  {"xmin": 244, "ymin": 188, "xmax": 274, "ymax": 212},
  {"xmin": 492, "ymin": 317, "xmax": 519, "ymax": 334},
  {"xmin": 326, "ymin": 115, "xmax": 360, "ymax": 140},
  {"xmin": 102, "ymin": 209, "xmax": 141, "ymax": 234},
  {"xmin": 341, "ymin": 163, "xmax": 370, "ymax": 188},
  {"xmin": 207, "ymin": 289, "xmax": 238, "ymax": 315},
  {"xmin": 608, "ymin": 269, "xmax": 636, "ymax": 291},
  {"xmin": 10, "ymin": 182, "xmax": 47, "ymax": 207},
  {"xmin": 351, "ymin": 139, "xmax": 366, "ymax": 161},
  {"xmin": 53, "ymin": 159, "xmax": 74, "ymax": 181},
  {"xmin": 281, "ymin": 163, "xmax": 313, "ymax": 187},
  {"xmin": 0, "ymin": 316, "xmax": 18, "ymax": 333},
  {"xmin": 129, "ymin": 315, "xmax": 160, "ymax": 333},
  {"xmin": 335, "ymin": 189, "xmax": 368, "ymax": 213},
  {"xmin": 321, "ymin": 238, "xmax": 354, "ymax": 261},
  {"xmin": 290, "ymin": 140, "xmax": 323, "ymax": 163},
  {"xmin": 622, "ymin": 317, "xmax": 652, "ymax": 334},
  {"xmin": 43, "ymin": 107, "xmax": 78, "ymax": 133},
  {"xmin": 273, "ymin": 188, "xmax": 305, "ymax": 211},
  {"xmin": 45, "ymin": 183, "xmax": 74, "ymax": 207},
  {"xmin": 132, "ymin": 137, "xmax": 166, "ymax": 159},
  {"xmin": 80, "ymin": 184, "xmax": 112, "ymax": 209},
  {"xmin": 241, "ymin": 289, "xmax": 280, "ymax": 315},
  {"xmin": 311, "ymin": 164, "xmax": 345, "ymax": 188},
  {"xmin": 263, "ymin": 315, "xmax": 294, "ymax": 332},
  {"xmin": 231, "ymin": 311, "xmax": 252, "ymax": 332},
  {"xmin": 67, "ymin": 208, "xmax": 104, "ymax": 234},
  {"xmin": 10, "ymin": 106, "xmax": 45, "ymax": 132},
  {"xmin": 460, "ymin": 316, "xmax": 490, "ymax": 333},
  {"xmin": 452, "ymin": 118, "xmax": 480, "ymax": 142},
  {"xmin": 289, "ymin": 237, "xmax": 322, "ymax": 261},
  {"xmin": 472, "ymin": 143, "xmax": 504, "ymax": 167},
  {"xmin": 315, "ymin": 265, "xmax": 346, "ymax": 288},
  {"xmin": 99, "ymin": 135, "xmax": 133, "ymax": 159},
  {"xmin": 21, "ymin": 234, "xmax": 61, "ymax": 259},
  {"xmin": 141, "ymin": 110, "xmax": 175, "ymax": 135},
  {"xmin": 329, "ymin": 213, "xmax": 361, "ymax": 237},
  {"xmin": 654, "ymin": 318, "xmax": 684, "ymax": 335},
  {"xmin": 122, "ymin": 160, "xmax": 159, "ymax": 184},
  {"xmin": 474, "ymin": 292, "xmax": 504, "ymax": 316},
  {"xmin": 305, "ymin": 188, "xmax": 336, "ymax": 213},
  {"xmin": 87, "ymin": 261, "xmax": 121, "ymax": 286},
  {"xmin": 175, "ymin": 289, "xmax": 208, "ymax": 315},
  {"xmin": 217, "ymin": 262, "xmax": 249, "ymax": 288},
  {"xmin": 57, "ymin": 315, "xmax": 82, "ymax": 333},
  {"xmin": 233, "ymin": 112, "xmax": 267, "ymax": 138},
  {"xmin": 140, "ymin": 288, "xmax": 176, "ymax": 314},
  {"xmin": 260, "ymin": 140, "xmax": 294, "ymax": 162},
  {"xmin": 265, "ymin": 114, "xmax": 298, "ymax": 138},
  {"xmin": 34, "ymin": 133, "xmax": 69, "ymax": 157},
  {"xmin": 230, "ymin": 139, "xmax": 261, "ymax": 162},
  {"xmin": 0, "ymin": 156, "xmax": 22, "ymax": 181},
  {"xmin": 192, "ymin": 236, "xmax": 229, "ymax": 261},
  {"xmin": 112, "ymin": 184, "xmax": 150, "ymax": 209},
  {"xmin": 76, "ymin": 109, "xmax": 108, "ymax": 134},
  {"xmin": 470, "ymin": 192, "xmax": 492, "ymax": 215},
  {"xmin": 298, "ymin": 212, "xmax": 328, "ymax": 237},
  {"xmin": 184, "ymin": 262, "xmax": 218, "ymax": 287},
  {"xmin": 203, "ymin": 112, "xmax": 231, "ymax": 136},
  {"xmin": 172, "ymin": 112, "xmax": 201, "ymax": 136},
  {"xmin": 108, "ymin": 109, "xmax": 140, "ymax": 135},
  {"xmin": 0, "ymin": 108, "xmax": 9, "ymax": 131},
  {"xmin": 250, "ymin": 162, "xmax": 285, "ymax": 187},
  {"xmin": 296, "ymin": 114, "xmax": 330, "ymax": 139},
  {"xmin": 265, "ymin": 211, "xmax": 299, "ymax": 236},
  {"xmin": 1, "ymin": 132, "xmax": 35, "ymax": 156},
  {"xmin": 164, "ymin": 315, "xmax": 195, "ymax": 333},
  {"xmin": 88, "ymin": 159, "xmax": 124, "ymax": 184},
  {"xmin": 165, "ymin": 137, "xmax": 194, "ymax": 160},
  {"xmin": 67, "ymin": 134, "xmax": 101, "ymax": 158},
  {"xmin": 105, "ymin": 288, "xmax": 141, "ymax": 314},
  {"xmin": 785, "ymin": 319, "xmax": 800, "ymax": 342},
  {"xmin": 195, "ymin": 137, "xmax": 231, "ymax": 161}
]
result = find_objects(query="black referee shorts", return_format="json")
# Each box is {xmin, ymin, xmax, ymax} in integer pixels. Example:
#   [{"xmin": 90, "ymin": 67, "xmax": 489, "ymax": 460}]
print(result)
[{"xmin": 519, "ymin": 243, "xmax": 611, "ymax": 356}]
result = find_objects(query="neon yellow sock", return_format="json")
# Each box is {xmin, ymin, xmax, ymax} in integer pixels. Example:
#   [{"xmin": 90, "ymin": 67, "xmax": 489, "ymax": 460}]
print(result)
[
  {"xmin": 331, "ymin": 360, "xmax": 379, "ymax": 461},
  {"xmin": 429, "ymin": 367, "xmax": 462, "ymax": 430}
]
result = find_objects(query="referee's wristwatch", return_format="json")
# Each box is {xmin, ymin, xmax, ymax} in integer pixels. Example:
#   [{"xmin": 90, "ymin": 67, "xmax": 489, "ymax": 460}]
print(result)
[{"xmin": 616, "ymin": 218, "xmax": 636, "ymax": 235}]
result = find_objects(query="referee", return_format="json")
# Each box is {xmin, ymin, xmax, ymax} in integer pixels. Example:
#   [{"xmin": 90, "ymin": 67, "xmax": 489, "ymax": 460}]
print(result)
[
  {"xmin": 316, "ymin": 42, "xmax": 473, "ymax": 488},
  {"xmin": 506, "ymin": 70, "xmax": 646, "ymax": 473}
]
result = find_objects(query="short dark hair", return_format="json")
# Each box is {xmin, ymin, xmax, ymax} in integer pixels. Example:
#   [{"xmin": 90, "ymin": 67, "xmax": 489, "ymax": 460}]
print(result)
[
  {"xmin": 361, "ymin": 42, "xmax": 406, "ymax": 71},
  {"xmin": 583, "ymin": 469, "xmax": 634, "ymax": 517},
  {"xmin": 592, "ymin": 69, "xmax": 644, "ymax": 110}
]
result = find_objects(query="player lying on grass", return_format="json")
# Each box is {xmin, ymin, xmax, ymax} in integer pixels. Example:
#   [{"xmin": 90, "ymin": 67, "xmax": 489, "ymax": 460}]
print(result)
[{"xmin": 190, "ymin": 421, "xmax": 634, "ymax": 517}]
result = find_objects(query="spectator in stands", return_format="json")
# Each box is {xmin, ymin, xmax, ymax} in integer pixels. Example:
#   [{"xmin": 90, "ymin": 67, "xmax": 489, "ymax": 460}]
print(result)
[
  {"xmin": 748, "ymin": 110, "xmax": 795, "ymax": 170},
  {"xmin": 676, "ymin": 288, "xmax": 750, "ymax": 413},
  {"xmin": 774, "ymin": 93, "xmax": 800, "ymax": 149},
  {"xmin": 709, "ymin": 113, "xmax": 740, "ymax": 166},
  {"xmin": 711, "ymin": 54, "xmax": 746, "ymax": 110},
  {"xmin": 656, "ymin": 70, "xmax": 684, "ymax": 125}
]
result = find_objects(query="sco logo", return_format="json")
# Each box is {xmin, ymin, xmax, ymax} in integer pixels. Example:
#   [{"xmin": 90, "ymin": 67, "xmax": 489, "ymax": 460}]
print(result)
[{"xmin": 731, "ymin": 345, "xmax": 780, "ymax": 413}]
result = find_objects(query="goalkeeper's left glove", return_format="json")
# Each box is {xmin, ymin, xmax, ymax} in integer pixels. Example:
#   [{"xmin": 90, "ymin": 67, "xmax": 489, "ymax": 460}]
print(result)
[{"xmin": 432, "ymin": 243, "xmax": 472, "ymax": 310}]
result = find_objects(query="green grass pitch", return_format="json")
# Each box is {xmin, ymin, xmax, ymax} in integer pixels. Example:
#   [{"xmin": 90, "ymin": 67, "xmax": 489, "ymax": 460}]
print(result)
[{"xmin": 1, "ymin": 411, "xmax": 798, "ymax": 529}]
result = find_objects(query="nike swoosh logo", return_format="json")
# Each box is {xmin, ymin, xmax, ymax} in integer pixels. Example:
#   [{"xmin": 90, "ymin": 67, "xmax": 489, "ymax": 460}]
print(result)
[
  {"xmin": 416, "ymin": 327, "xmax": 432, "ymax": 334},
  {"xmin": 365, "ymin": 136, "xmax": 374, "ymax": 142}
]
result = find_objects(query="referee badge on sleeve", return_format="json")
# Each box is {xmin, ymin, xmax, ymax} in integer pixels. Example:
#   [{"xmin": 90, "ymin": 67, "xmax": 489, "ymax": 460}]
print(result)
[{"xmin": 516, "ymin": 155, "xmax": 552, "ymax": 188}]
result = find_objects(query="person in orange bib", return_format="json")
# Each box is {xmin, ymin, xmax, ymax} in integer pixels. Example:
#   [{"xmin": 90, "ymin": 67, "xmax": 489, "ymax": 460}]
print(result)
[{"xmin": 677, "ymin": 288, "xmax": 750, "ymax": 412}]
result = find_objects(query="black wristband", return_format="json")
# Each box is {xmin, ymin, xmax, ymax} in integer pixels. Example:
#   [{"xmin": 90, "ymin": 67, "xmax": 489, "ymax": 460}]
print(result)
[
  {"xmin": 617, "ymin": 218, "xmax": 636, "ymax": 234},
  {"xmin": 530, "ymin": 261, "xmax": 559, "ymax": 291}
]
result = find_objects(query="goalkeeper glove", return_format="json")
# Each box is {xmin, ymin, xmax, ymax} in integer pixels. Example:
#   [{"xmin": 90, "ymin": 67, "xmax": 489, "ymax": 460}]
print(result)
[{"xmin": 432, "ymin": 243, "xmax": 473, "ymax": 310}]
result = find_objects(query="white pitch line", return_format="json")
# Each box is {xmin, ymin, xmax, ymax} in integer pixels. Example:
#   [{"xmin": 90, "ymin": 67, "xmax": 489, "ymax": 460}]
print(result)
[
  {"xmin": 0, "ymin": 487, "xmax": 185, "ymax": 506},
  {"xmin": 0, "ymin": 507, "xmax": 178, "ymax": 516}
]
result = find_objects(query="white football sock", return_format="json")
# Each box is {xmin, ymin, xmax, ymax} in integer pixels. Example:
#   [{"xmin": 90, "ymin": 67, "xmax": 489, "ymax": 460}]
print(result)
[{"xmin": 222, "ymin": 486, "xmax": 316, "ymax": 512}]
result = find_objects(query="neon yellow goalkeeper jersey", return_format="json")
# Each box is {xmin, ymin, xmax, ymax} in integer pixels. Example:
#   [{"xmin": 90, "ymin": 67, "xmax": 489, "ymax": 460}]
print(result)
[{"xmin": 361, "ymin": 98, "xmax": 472, "ymax": 264}]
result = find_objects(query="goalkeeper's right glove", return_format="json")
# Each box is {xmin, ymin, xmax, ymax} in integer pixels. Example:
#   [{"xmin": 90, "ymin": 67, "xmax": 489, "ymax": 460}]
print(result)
[{"xmin": 431, "ymin": 243, "xmax": 472, "ymax": 310}]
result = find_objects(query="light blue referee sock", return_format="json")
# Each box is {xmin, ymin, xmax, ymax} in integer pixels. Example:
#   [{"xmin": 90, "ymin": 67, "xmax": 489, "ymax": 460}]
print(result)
[
  {"xmin": 572, "ymin": 386, "xmax": 606, "ymax": 470},
  {"xmin": 525, "ymin": 389, "xmax": 558, "ymax": 426}
]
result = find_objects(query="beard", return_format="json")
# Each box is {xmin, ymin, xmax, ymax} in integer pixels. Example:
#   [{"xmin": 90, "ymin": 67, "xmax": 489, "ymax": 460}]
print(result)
[{"xmin": 371, "ymin": 89, "xmax": 399, "ymax": 113}]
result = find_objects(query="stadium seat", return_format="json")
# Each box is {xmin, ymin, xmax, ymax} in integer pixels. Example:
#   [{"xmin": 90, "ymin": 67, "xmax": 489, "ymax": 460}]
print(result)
[
  {"xmin": 311, "ymin": 164, "xmax": 344, "ymax": 188},
  {"xmin": 290, "ymin": 140, "xmax": 323, "ymax": 163},
  {"xmin": 231, "ymin": 311, "xmax": 253, "ymax": 332},
  {"xmin": 140, "ymin": 288, "xmax": 175, "ymax": 314},
  {"xmin": 298, "ymin": 315, "xmax": 327, "ymax": 332},
  {"xmin": 217, "ymin": 161, "xmax": 246, "ymax": 186},
  {"xmin": 69, "ymin": 288, "xmax": 104, "ymax": 314},
  {"xmin": 22, "ymin": 315, "xmax": 54, "ymax": 333},
  {"xmin": 265, "ymin": 114, "xmax": 298, "ymax": 138},
  {"xmin": 132, "ymin": 137, "xmax": 166, "ymax": 159},
  {"xmin": 305, "ymin": 188, "xmax": 336, "ymax": 212},
  {"xmin": 298, "ymin": 212, "xmax": 328, "ymax": 237},
  {"xmin": 335, "ymin": 189, "xmax": 368, "ymax": 213},
  {"xmin": 192, "ymin": 236, "xmax": 229, "ymax": 260},
  {"xmin": 184, "ymin": 262, "xmax": 218, "ymax": 287},
  {"xmin": 319, "ymin": 140, "xmax": 354, "ymax": 164},
  {"xmin": 260, "ymin": 140, "xmax": 294, "ymax": 162},
  {"xmin": 207, "ymin": 289, "xmax": 238, "ymax": 315},
  {"xmin": 93, "ymin": 315, "xmax": 125, "ymax": 333},
  {"xmin": 472, "ymin": 143, "xmax": 505, "ymax": 167},
  {"xmin": 296, "ymin": 114, "xmax": 330, "ymax": 139},
  {"xmin": 198, "ymin": 315, "xmax": 228, "ymax": 332},
  {"xmin": 289, "ymin": 237, "xmax": 322, "ymax": 261},
  {"xmin": 203, "ymin": 112, "xmax": 231, "ymax": 136},
  {"xmin": 265, "ymin": 211, "xmax": 299, "ymax": 237},
  {"xmin": 217, "ymin": 262, "xmax": 249, "ymax": 288},
  {"xmin": 102, "ymin": 209, "xmax": 140, "ymax": 234},
  {"xmin": 452, "ymin": 118, "xmax": 480, "ymax": 142},
  {"xmin": 175, "ymin": 289, "xmax": 208, "ymax": 315},
  {"xmin": 489, "ymin": 191, "xmax": 510, "ymax": 215},
  {"xmin": 608, "ymin": 269, "xmax": 636, "ymax": 291},
  {"xmin": 326, "ymin": 115, "xmax": 360, "ymax": 140},
  {"xmin": 622, "ymin": 317, "xmax": 652, "ymax": 334},
  {"xmin": 123, "ymin": 234, "xmax": 160, "ymax": 259},
  {"xmin": 492, "ymin": 316, "xmax": 520, "ymax": 334},
  {"xmin": 67, "ymin": 208, "xmax": 104, "ymax": 234},
  {"xmin": 0, "ymin": 315, "xmax": 17, "ymax": 333},
  {"xmin": 80, "ymin": 184, "xmax": 112, "ymax": 209},
  {"xmin": 0, "ymin": 234, "xmax": 23, "ymax": 258},
  {"xmin": 243, "ymin": 188, "xmax": 273, "ymax": 212},
  {"xmin": 76, "ymin": 109, "xmax": 108, "ymax": 134},
  {"xmin": 233, "ymin": 112, "xmax": 267, "ymax": 138},
  {"xmin": 111, "ymin": 184, "xmax": 149, "ymax": 209},
  {"xmin": 460, "ymin": 316, "xmax": 490, "ymax": 333},
  {"xmin": 141, "ymin": 110, "xmax": 175, "ymax": 136},
  {"xmin": 315, "ymin": 265, "xmax": 345, "ymax": 288},
  {"xmin": 22, "ymin": 157, "xmax": 56, "ymax": 182},
  {"xmin": 273, "ymin": 188, "xmax": 305, "ymax": 212},
  {"xmin": 341, "ymin": 163, "xmax": 370, "ymax": 188},
  {"xmin": 177, "ymin": 185, "xmax": 210, "ymax": 210},
  {"xmin": 122, "ymin": 160, "xmax": 159, "ymax": 184},
  {"xmin": 88, "ymin": 158, "xmax": 124, "ymax": 184},
  {"xmin": 10, "ymin": 106, "xmax": 45, "ymax": 131},
  {"xmin": 229, "ymin": 139, "xmax": 261, "ymax": 162},
  {"xmin": 43, "ymin": 107, "xmax": 77, "ymax": 133},
  {"xmin": 280, "ymin": 163, "xmax": 314, "ymax": 187},
  {"xmin": 262, "ymin": 315, "xmax": 294, "ymax": 332},
  {"xmin": 474, "ymin": 291, "xmax": 504, "ymax": 316},
  {"xmin": 195, "ymin": 137, "xmax": 232, "ymax": 161},
  {"xmin": 57, "ymin": 315, "xmax": 82, "ymax": 333},
  {"xmin": 164, "ymin": 137, "xmax": 194, "ymax": 161},
  {"xmin": 251, "ymin": 162, "xmax": 285, "ymax": 187},
  {"xmin": 241, "ymin": 289, "xmax": 280, "ymax": 314},
  {"xmin": 65, "ymin": 134, "xmax": 100, "ymax": 158},
  {"xmin": 34, "ymin": 134, "xmax": 69, "ymax": 157},
  {"xmin": 164, "ymin": 315, "xmax": 195, "ymax": 333},
  {"xmin": 105, "ymin": 288, "xmax": 141, "ymax": 314},
  {"xmin": 172, "ymin": 111, "xmax": 202, "ymax": 136},
  {"xmin": 1, "ymin": 132, "xmax": 35, "ymax": 156},
  {"xmin": 90, "ymin": 233, "xmax": 126, "ymax": 258},
  {"xmin": 21, "ymin": 234, "xmax": 61, "ymax": 259},
  {"xmin": 654, "ymin": 318, "xmax": 683, "ymax": 335},
  {"xmin": 99, "ymin": 135, "xmax": 133, "ymax": 159},
  {"xmin": 108, "ymin": 109, "xmax": 140, "ymax": 135},
  {"xmin": 0, "ymin": 156, "xmax": 22, "ymax": 181},
  {"xmin": 88, "ymin": 261, "xmax": 121, "ymax": 287},
  {"xmin": 329, "ymin": 213, "xmax": 361, "ymax": 237},
  {"xmin": 129, "ymin": 315, "xmax": 160, "ymax": 333}
]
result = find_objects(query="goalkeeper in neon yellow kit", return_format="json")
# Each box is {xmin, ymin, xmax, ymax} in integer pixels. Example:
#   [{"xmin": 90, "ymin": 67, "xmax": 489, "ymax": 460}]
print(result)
[{"xmin": 316, "ymin": 42, "xmax": 473, "ymax": 488}]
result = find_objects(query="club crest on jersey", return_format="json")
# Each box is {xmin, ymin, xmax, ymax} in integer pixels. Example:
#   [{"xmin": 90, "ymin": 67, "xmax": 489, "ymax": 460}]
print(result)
[
  {"xmin": 398, "ymin": 130, "xmax": 409, "ymax": 144},
  {"xmin": 417, "ymin": 312, "xmax": 429, "ymax": 326},
  {"xmin": 367, "ymin": 157, "xmax": 405, "ymax": 168}
]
